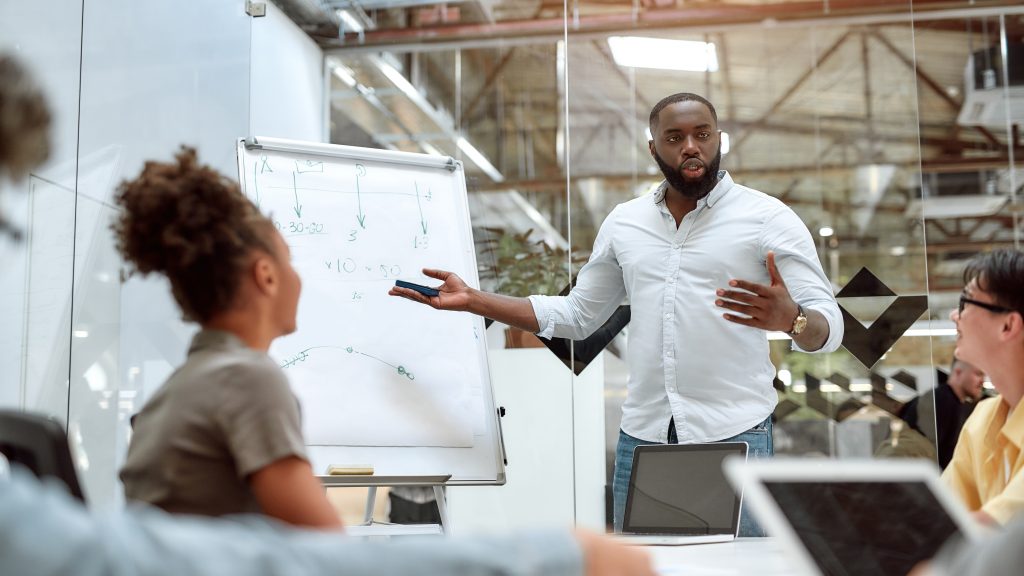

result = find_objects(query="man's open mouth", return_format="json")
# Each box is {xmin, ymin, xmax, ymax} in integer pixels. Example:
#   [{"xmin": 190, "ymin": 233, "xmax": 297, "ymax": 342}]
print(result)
[{"xmin": 681, "ymin": 157, "xmax": 705, "ymax": 178}]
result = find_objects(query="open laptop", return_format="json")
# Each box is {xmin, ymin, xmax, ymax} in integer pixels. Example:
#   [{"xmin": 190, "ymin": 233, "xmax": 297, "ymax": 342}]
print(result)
[
  {"xmin": 617, "ymin": 442, "xmax": 747, "ymax": 545},
  {"xmin": 724, "ymin": 458, "xmax": 984, "ymax": 576}
]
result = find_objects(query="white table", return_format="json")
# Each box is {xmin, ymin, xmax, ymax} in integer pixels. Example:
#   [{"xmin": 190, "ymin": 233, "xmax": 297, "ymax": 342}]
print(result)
[{"xmin": 649, "ymin": 538, "xmax": 797, "ymax": 576}]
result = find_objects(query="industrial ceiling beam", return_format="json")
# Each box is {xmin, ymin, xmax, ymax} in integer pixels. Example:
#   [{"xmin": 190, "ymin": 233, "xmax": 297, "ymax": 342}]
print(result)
[
  {"xmin": 868, "ymin": 29, "xmax": 1002, "ymax": 149},
  {"xmin": 319, "ymin": 0, "xmax": 1024, "ymax": 54},
  {"xmin": 729, "ymin": 30, "xmax": 854, "ymax": 154}
]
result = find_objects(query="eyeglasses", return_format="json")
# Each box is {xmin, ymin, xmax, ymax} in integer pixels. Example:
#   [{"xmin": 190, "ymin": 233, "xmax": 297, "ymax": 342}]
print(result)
[{"xmin": 958, "ymin": 295, "xmax": 1015, "ymax": 315}]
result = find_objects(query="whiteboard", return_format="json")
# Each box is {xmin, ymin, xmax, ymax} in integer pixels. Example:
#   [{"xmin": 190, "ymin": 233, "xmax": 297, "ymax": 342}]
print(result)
[{"xmin": 236, "ymin": 137, "xmax": 504, "ymax": 484}]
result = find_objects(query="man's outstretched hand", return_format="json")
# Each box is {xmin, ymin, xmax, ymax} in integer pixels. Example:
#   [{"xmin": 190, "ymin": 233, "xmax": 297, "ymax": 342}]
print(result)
[{"xmin": 388, "ymin": 268, "xmax": 473, "ymax": 311}]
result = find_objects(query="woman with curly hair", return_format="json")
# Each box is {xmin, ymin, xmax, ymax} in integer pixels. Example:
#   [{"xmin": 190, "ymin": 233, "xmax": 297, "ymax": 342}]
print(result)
[{"xmin": 113, "ymin": 146, "xmax": 342, "ymax": 530}]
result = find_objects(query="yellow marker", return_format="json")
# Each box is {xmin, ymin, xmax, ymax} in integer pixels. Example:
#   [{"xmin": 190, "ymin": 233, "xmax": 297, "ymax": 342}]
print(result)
[{"xmin": 327, "ymin": 464, "xmax": 374, "ymax": 475}]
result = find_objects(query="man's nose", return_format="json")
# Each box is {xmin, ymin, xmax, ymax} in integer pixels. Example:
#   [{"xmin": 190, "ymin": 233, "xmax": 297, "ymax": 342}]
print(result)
[
  {"xmin": 949, "ymin": 309, "xmax": 959, "ymax": 323},
  {"xmin": 681, "ymin": 135, "xmax": 701, "ymax": 155}
]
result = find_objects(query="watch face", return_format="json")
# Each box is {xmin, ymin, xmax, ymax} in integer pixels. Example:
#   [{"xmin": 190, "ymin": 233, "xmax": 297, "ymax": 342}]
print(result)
[
  {"xmin": 792, "ymin": 316, "xmax": 808, "ymax": 334},
  {"xmin": 791, "ymin": 308, "xmax": 808, "ymax": 335}
]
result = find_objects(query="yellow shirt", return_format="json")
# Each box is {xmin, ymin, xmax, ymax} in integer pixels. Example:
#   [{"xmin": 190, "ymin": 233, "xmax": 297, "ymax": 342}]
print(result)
[{"xmin": 943, "ymin": 396, "xmax": 1024, "ymax": 525}]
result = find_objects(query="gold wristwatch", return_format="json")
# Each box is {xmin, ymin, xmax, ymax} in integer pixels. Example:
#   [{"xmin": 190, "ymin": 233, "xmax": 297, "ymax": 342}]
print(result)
[{"xmin": 788, "ymin": 304, "xmax": 808, "ymax": 336}]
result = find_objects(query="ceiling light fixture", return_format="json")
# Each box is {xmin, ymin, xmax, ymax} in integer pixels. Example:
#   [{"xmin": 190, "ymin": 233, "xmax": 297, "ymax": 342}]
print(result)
[
  {"xmin": 457, "ymin": 137, "xmax": 504, "ymax": 182},
  {"xmin": 608, "ymin": 36, "xmax": 719, "ymax": 72},
  {"xmin": 336, "ymin": 9, "xmax": 364, "ymax": 33}
]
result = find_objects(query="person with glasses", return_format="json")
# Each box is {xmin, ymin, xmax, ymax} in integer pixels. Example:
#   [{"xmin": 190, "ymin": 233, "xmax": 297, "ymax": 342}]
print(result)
[{"xmin": 942, "ymin": 248, "xmax": 1024, "ymax": 526}]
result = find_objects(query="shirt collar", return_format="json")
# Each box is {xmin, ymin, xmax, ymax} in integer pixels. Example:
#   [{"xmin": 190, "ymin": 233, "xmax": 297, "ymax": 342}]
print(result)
[
  {"xmin": 1001, "ymin": 399, "xmax": 1024, "ymax": 448},
  {"xmin": 650, "ymin": 170, "xmax": 734, "ymax": 208},
  {"xmin": 188, "ymin": 329, "xmax": 248, "ymax": 355}
]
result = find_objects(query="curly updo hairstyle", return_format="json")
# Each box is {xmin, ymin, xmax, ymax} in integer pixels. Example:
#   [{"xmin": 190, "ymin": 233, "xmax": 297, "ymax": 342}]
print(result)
[{"xmin": 112, "ymin": 146, "xmax": 275, "ymax": 323}]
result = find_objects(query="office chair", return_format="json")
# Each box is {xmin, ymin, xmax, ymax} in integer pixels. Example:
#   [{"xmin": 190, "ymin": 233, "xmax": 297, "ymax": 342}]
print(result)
[{"xmin": 0, "ymin": 409, "xmax": 86, "ymax": 502}]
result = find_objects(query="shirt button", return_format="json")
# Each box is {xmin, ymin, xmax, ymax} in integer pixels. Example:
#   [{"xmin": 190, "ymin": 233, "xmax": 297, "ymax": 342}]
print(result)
[
  {"xmin": 667, "ymin": 350, "xmax": 674, "ymax": 357},
  {"xmin": 668, "ymin": 388, "xmax": 676, "ymax": 393},
  {"xmin": 674, "ymin": 244, "xmax": 681, "ymax": 250}
]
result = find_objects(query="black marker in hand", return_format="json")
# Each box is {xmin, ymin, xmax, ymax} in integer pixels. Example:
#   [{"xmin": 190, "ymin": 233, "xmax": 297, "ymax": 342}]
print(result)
[{"xmin": 394, "ymin": 280, "xmax": 440, "ymax": 298}]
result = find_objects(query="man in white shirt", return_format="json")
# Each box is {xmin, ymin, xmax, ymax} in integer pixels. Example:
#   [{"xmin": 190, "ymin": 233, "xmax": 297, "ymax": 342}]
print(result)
[{"xmin": 391, "ymin": 93, "xmax": 843, "ymax": 535}]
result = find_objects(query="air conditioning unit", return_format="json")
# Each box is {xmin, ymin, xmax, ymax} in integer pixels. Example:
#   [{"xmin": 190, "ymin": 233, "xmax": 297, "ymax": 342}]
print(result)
[{"xmin": 957, "ymin": 43, "xmax": 1024, "ymax": 128}]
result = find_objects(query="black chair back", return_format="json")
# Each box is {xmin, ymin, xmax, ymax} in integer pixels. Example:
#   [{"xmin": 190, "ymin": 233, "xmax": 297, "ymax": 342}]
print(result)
[{"xmin": 0, "ymin": 409, "xmax": 86, "ymax": 502}]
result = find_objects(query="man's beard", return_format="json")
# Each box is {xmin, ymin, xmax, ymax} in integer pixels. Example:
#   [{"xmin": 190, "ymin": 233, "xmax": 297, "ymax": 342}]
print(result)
[{"xmin": 654, "ymin": 149, "xmax": 722, "ymax": 200}]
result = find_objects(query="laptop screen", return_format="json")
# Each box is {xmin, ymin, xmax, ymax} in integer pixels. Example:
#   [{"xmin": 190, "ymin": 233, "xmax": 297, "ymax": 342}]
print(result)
[
  {"xmin": 623, "ymin": 443, "xmax": 746, "ymax": 535},
  {"xmin": 763, "ymin": 480, "xmax": 963, "ymax": 576}
]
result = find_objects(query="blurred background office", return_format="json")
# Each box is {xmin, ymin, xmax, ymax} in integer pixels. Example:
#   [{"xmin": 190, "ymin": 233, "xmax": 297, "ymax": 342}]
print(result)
[{"xmin": 1, "ymin": 0, "xmax": 1021, "ymax": 533}]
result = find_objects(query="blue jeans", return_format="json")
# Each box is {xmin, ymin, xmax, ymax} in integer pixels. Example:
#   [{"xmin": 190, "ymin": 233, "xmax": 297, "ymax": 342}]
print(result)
[{"xmin": 612, "ymin": 415, "xmax": 773, "ymax": 537}]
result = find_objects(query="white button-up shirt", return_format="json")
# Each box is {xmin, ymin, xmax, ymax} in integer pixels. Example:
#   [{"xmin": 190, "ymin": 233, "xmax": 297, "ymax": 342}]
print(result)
[{"xmin": 529, "ymin": 172, "xmax": 843, "ymax": 443}]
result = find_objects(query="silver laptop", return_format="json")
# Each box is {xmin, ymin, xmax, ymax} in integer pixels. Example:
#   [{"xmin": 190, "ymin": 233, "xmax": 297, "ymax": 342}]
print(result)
[
  {"xmin": 724, "ymin": 458, "xmax": 984, "ymax": 575},
  {"xmin": 618, "ymin": 442, "xmax": 747, "ymax": 545}
]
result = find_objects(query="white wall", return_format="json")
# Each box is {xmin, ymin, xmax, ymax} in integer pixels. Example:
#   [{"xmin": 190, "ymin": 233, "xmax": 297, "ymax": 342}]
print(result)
[
  {"xmin": 448, "ymin": 348, "xmax": 606, "ymax": 533},
  {"xmin": 250, "ymin": 1, "xmax": 326, "ymax": 142}
]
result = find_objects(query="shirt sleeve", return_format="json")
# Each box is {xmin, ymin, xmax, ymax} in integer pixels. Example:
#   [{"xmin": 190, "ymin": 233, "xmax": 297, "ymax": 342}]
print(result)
[
  {"xmin": 759, "ymin": 207, "xmax": 844, "ymax": 353},
  {"xmin": 0, "ymin": 468, "xmax": 585, "ymax": 576},
  {"xmin": 215, "ymin": 360, "xmax": 308, "ymax": 479},
  {"xmin": 530, "ymin": 208, "xmax": 628, "ymax": 341}
]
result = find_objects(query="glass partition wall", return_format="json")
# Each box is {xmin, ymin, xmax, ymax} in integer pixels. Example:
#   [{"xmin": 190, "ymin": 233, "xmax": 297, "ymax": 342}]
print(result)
[
  {"xmin": 327, "ymin": 0, "xmax": 1023, "ymax": 531},
  {"xmin": 560, "ymin": 1, "xmax": 1024, "ymax": 529}
]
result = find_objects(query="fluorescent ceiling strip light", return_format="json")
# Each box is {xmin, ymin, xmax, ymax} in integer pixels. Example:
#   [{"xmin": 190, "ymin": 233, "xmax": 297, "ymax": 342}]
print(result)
[
  {"xmin": 419, "ymin": 141, "xmax": 444, "ymax": 156},
  {"xmin": 608, "ymin": 36, "xmax": 719, "ymax": 72},
  {"xmin": 336, "ymin": 9, "xmax": 364, "ymax": 33},
  {"xmin": 457, "ymin": 137, "xmax": 504, "ymax": 182},
  {"xmin": 330, "ymin": 63, "xmax": 358, "ymax": 88},
  {"xmin": 367, "ymin": 56, "xmax": 504, "ymax": 182}
]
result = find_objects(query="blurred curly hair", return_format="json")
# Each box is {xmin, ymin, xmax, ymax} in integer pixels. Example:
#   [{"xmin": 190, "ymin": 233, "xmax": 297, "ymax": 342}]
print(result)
[
  {"xmin": 0, "ymin": 55, "xmax": 51, "ymax": 179},
  {"xmin": 112, "ymin": 146, "xmax": 275, "ymax": 323},
  {"xmin": 0, "ymin": 55, "xmax": 52, "ymax": 240}
]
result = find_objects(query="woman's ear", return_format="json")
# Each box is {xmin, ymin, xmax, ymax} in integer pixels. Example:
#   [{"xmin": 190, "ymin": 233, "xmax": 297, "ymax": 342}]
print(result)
[{"xmin": 251, "ymin": 253, "xmax": 278, "ymax": 297}]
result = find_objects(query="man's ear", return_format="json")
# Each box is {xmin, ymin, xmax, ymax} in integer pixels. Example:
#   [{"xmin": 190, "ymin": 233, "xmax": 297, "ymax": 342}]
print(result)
[
  {"xmin": 251, "ymin": 254, "xmax": 278, "ymax": 297},
  {"xmin": 1001, "ymin": 311, "xmax": 1023, "ymax": 343},
  {"xmin": 648, "ymin": 139, "xmax": 656, "ymax": 158}
]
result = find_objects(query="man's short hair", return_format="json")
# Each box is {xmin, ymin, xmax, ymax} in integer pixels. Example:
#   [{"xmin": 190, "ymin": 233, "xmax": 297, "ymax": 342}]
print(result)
[
  {"xmin": 648, "ymin": 93, "xmax": 718, "ymax": 134},
  {"xmin": 962, "ymin": 249, "xmax": 1024, "ymax": 316}
]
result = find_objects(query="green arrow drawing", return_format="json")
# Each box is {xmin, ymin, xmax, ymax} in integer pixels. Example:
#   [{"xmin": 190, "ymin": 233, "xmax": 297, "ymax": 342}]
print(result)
[
  {"xmin": 355, "ymin": 164, "xmax": 366, "ymax": 228},
  {"xmin": 415, "ymin": 182, "xmax": 427, "ymax": 234},
  {"xmin": 291, "ymin": 173, "xmax": 302, "ymax": 218}
]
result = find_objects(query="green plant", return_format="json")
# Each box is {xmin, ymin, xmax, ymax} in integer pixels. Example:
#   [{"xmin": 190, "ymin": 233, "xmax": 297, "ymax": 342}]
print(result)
[{"xmin": 476, "ymin": 226, "xmax": 588, "ymax": 298}]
